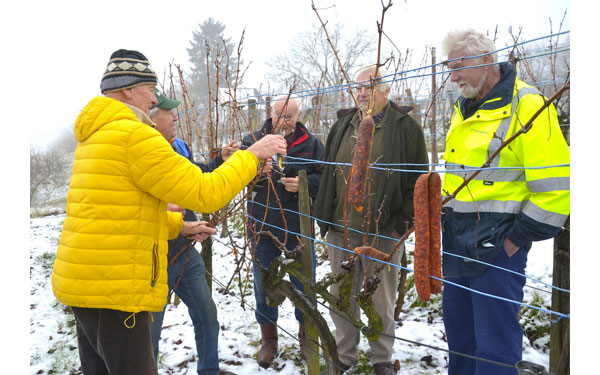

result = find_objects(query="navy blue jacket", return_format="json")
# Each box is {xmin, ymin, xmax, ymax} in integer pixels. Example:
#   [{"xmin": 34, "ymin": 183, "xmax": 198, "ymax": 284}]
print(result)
[
  {"xmin": 168, "ymin": 138, "xmax": 222, "ymax": 258},
  {"xmin": 242, "ymin": 119, "xmax": 325, "ymax": 242}
]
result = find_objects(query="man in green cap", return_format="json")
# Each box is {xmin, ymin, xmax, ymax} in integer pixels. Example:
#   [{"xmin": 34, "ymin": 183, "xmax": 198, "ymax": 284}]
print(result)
[{"xmin": 149, "ymin": 89, "xmax": 239, "ymax": 375}]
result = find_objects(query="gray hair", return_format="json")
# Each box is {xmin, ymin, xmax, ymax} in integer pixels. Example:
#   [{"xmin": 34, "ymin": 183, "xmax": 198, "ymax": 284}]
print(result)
[
  {"xmin": 442, "ymin": 29, "xmax": 498, "ymax": 65},
  {"xmin": 354, "ymin": 64, "xmax": 390, "ymax": 93},
  {"xmin": 149, "ymin": 107, "xmax": 160, "ymax": 118}
]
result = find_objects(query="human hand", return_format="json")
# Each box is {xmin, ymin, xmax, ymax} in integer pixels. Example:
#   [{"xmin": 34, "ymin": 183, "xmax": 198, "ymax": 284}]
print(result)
[
  {"xmin": 168, "ymin": 203, "xmax": 185, "ymax": 215},
  {"xmin": 503, "ymin": 237, "xmax": 520, "ymax": 257},
  {"xmin": 247, "ymin": 134, "xmax": 287, "ymax": 160},
  {"xmin": 279, "ymin": 176, "xmax": 299, "ymax": 193},
  {"xmin": 221, "ymin": 140, "xmax": 240, "ymax": 161},
  {"xmin": 181, "ymin": 221, "xmax": 217, "ymax": 242},
  {"xmin": 259, "ymin": 159, "xmax": 274, "ymax": 175}
]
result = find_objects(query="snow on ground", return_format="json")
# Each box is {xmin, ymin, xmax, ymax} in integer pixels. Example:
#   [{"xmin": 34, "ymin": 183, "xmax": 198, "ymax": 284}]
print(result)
[{"xmin": 30, "ymin": 214, "xmax": 555, "ymax": 374}]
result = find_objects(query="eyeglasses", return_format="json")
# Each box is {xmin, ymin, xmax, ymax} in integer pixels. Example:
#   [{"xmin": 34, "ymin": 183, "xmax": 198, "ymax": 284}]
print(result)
[
  {"xmin": 272, "ymin": 111, "xmax": 296, "ymax": 121},
  {"xmin": 353, "ymin": 83, "xmax": 375, "ymax": 93}
]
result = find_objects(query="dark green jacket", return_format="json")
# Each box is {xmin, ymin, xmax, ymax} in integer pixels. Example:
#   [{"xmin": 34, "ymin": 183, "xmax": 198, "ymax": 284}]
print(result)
[{"xmin": 314, "ymin": 101, "xmax": 429, "ymax": 238}]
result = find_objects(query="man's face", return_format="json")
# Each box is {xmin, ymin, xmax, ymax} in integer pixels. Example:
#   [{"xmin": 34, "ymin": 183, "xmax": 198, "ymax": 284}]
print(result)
[
  {"xmin": 151, "ymin": 108, "xmax": 177, "ymax": 141},
  {"xmin": 447, "ymin": 48, "xmax": 489, "ymax": 99},
  {"xmin": 355, "ymin": 69, "xmax": 390, "ymax": 115},
  {"xmin": 271, "ymin": 100, "xmax": 300, "ymax": 135},
  {"xmin": 127, "ymin": 84, "xmax": 158, "ymax": 115}
]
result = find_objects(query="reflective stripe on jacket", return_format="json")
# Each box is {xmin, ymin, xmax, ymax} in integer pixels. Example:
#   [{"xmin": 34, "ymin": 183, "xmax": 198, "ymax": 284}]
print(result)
[
  {"xmin": 441, "ymin": 64, "xmax": 570, "ymax": 277},
  {"xmin": 52, "ymin": 96, "xmax": 258, "ymax": 313}
]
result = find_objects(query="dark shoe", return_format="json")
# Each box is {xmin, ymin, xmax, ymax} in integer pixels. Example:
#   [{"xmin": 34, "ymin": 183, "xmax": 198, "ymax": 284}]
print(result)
[
  {"xmin": 299, "ymin": 323, "xmax": 307, "ymax": 360},
  {"xmin": 218, "ymin": 371, "xmax": 237, "ymax": 375},
  {"xmin": 373, "ymin": 362, "xmax": 397, "ymax": 375},
  {"xmin": 257, "ymin": 324, "xmax": 278, "ymax": 368}
]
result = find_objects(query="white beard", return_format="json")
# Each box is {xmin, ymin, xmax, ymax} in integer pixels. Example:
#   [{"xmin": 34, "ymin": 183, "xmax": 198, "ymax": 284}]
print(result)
[{"xmin": 458, "ymin": 71, "xmax": 488, "ymax": 99}]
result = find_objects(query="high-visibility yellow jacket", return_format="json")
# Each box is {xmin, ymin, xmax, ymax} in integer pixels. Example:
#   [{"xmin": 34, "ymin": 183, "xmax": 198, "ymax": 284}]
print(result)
[
  {"xmin": 51, "ymin": 96, "xmax": 259, "ymax": 313},
  {"xmin": 442, "ymin": 64, "xmax": 570, "ymax": 277}
]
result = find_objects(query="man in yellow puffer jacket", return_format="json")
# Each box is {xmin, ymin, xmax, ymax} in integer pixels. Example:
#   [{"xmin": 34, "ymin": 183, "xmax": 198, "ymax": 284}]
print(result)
[{"xmin": 50, "ymin": 49, "xmax": 287, "ymax": 375}]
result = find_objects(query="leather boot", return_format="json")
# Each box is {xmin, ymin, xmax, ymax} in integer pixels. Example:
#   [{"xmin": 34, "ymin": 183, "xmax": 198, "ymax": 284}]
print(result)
[
  {"xmin": 299, "ymin": 323, "xmax": 307, "ymax": 360},
  {"xmin": 373, "ymin": 362, "xmax": 397, "ymax": 375},
  {"xmin": 257, "ymin": 324, "xmax": 278, "ymax": 368}
]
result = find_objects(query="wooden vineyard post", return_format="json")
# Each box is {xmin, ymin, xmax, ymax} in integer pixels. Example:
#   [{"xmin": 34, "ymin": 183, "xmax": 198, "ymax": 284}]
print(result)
[
  {"xmin": 298, "ymin": 170, "xmax": 321, "ymax": 374},
  {"xmin": 550, "ymin": 216, "xmax": 570, "ymax": 375},
  {"xmin": 201, "ymin": 212, "xmax": 213, "ymax": 291}
]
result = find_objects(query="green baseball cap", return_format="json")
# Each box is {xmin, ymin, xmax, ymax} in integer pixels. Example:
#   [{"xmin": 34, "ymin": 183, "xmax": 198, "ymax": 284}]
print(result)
[{"xmin": 152, "ymin": 88, "xmax": 181, "ymax": 109}]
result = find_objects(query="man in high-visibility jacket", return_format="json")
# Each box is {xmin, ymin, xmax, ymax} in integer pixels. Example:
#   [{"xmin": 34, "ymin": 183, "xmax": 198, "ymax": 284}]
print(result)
[{"xmin": 440, "ymin": 29, "xmax": 569, "ymax": 375}]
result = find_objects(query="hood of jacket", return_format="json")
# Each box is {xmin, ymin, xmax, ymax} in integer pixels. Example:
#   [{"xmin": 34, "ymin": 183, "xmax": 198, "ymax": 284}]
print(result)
[{"xmin": 74, "ymin": 96, "xmax": 153, "ymax": 142}]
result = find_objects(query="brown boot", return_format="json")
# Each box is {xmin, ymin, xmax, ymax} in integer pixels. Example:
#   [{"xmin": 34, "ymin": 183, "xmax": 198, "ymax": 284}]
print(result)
[
  {"xmin": 257, "ymin": 324, "xmax": 278, "ymax": 368},
  {"xmin": 299, "ymin": 323, "xmax": 307, "ymax": 360}
]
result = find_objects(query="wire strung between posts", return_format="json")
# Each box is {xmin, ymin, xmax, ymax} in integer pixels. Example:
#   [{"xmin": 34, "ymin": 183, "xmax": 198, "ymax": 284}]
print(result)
[
  {"xmin": 246, "ymin": 199, "xmax": 570, "ymax": 295},
  {"xmin": 170, "ymin": 32, "xmax": 569, "ymax": 118},
  {"xmin": 242, "ymin": 211, "xmax": 570, "ymax": 319},
  {"xmin": 282, "ymin": 155, "xmax": 570, "ymax": 175}
]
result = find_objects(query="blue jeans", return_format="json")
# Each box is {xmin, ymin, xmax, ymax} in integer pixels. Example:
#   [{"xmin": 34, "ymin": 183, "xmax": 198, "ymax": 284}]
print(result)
[
  {"xmin": 150, "ymin": 247, "xmax": 220, "ymax": 375},
  {"xmin": 252, "ymin": 237, "xmax": 316, "ymax": 325},
  {"xmin": 443, "ymin": 247, "xmax": 528, "ymax": 375}
]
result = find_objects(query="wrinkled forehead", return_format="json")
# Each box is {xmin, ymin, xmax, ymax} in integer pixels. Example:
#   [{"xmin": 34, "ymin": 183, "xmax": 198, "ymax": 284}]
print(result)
[
  {"xmin": 447, "ymin": 48, "xmax": 479, "ymax": 68},
  {"xmin": 272, "ymin": 99, "xmax": 298, "ymax": 114},
  {"xmin": 356, "ymin": 69, "xmax": 377, "ymax": 84}
]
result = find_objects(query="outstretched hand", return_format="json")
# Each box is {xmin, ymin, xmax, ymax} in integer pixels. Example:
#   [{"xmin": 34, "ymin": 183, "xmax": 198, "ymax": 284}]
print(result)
[
  {"xmin": 221, "ymin": 140, "xmax": 240, "ymax": 161},
  {"xmin": 247, "ymin": 134, "xmax": 287, "ymax": 160},
  {"xmin": 182, "ymin": 221, "xmax": 217, "ymax": 242}
]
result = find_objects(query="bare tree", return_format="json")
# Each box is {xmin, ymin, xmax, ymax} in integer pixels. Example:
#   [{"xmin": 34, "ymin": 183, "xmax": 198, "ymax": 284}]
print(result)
[
  {"xmin": 30, "ymin": 143, "xmax": 72, "ymax": 208},
  {"xmin": 267, "ymin": 22, "xmax": 375, "ymax": 97},
  {"xmin": 508, "ymin": 17, "xmax": 570, "ymax": 143}
]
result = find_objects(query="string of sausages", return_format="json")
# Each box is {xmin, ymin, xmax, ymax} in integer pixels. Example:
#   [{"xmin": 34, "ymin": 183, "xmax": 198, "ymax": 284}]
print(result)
[{"xmin": 413, "ymin": 172, "xmax": 442, "ymax": 302}]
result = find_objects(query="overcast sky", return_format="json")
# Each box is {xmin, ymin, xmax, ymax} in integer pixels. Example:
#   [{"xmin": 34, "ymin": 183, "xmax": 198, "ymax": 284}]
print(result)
[{"xmin": 22, "ymin": 0, "xmax": 571, "ymax": 149}]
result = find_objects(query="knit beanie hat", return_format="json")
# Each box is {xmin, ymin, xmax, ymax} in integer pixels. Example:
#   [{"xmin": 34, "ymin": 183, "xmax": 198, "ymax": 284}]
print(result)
[{"xmin": 100, "ymin": 49, "xmax": 157, "ymax": 94}]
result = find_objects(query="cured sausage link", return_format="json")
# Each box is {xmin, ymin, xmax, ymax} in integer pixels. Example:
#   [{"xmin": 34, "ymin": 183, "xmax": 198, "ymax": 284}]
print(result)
[
  {"xmin": 348, "ymin": 116, "xmax": 375, "ymax": 212},
  {"xmin": 427, "ymin": 172, "xmax": 442, "ymax": 294},
  {"xmin": 413, "ymin": 172, "xmax": 431, "ymax": 301}
]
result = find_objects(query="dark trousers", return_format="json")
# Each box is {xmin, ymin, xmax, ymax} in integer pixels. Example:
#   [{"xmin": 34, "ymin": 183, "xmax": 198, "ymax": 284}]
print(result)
[
  {"xmin": 150, "ymin": 248, "xmax": 221, "ymax": 375},
  {"xmin": 72, "ymin": 306, "xmax": 158, "ymax": 375},
  {"xmin": 443, "ymin": 248, "xmax": 528, "ymax": 375},
  {"xmin": 251, "ymin": 236, "xmax": 316, "ymax": 325}
]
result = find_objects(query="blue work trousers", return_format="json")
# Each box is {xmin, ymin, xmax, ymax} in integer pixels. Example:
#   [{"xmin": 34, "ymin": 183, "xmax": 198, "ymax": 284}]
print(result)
[
  {"xmin": 443, "ymin": 247, "xmax": 528, "ymax": 375},
  {"xmin": 150, "ymin": 246, "xmax": 220, "ymax": 375},
  {"xmin": 252, "ymin": 237, "xmax": 316, "ymax": 325}
]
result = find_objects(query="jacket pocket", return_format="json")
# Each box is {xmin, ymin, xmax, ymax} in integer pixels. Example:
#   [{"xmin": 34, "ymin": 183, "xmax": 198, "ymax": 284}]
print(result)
[
  {"xmin": 151, "ymin": 243, "xmax": 159, "ymax": 287},
  {"xmin": 444, "ymin": 210, "xmax": 511, "ymax": 276}
]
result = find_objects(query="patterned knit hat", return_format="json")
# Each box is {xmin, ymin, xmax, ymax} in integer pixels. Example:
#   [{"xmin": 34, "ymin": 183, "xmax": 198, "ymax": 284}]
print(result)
[{"xmin": 100, "ymin": 49, "xmax": 157, "ymax": 94}]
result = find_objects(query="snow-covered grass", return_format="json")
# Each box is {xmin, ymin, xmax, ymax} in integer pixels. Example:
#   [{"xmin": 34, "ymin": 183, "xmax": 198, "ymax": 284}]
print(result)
[{"xmin": 29, "ymin": 212, "xmax": 556, "ymax": 374}]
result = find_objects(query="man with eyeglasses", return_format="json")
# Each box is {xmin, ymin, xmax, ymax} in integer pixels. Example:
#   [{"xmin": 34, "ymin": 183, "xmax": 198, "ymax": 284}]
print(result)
[
  {"xmin": 314, "ymin": 64, "xmax": 429, "ymax": 375},
  {"xmin": 241, "ymin": 95, "xmax": 325, "ymax": 368},
  {"xmin": 440, "ymin": 29, "xmax": 570, "ymax": 375}
]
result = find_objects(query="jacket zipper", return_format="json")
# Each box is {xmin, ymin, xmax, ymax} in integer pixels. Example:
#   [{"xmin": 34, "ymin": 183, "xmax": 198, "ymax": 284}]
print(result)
[{"xmin": 151, "ymin": 200, "xmax": 162, "ymax": 287}]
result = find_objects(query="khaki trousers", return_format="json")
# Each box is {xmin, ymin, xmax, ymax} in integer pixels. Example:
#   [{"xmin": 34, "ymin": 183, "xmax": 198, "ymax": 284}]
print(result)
[{"xmin": 326, "ymin": 230, "xmax": 403, "ymax": 366}]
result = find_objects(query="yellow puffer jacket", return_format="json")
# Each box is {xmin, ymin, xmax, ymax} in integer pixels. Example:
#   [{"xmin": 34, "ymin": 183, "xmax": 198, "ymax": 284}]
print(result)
[{"xmin": 51, "ymin": 96, "xmax": 259, "ymax": 313}]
